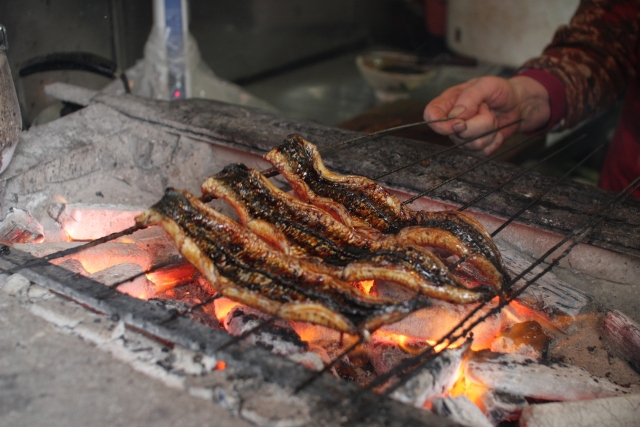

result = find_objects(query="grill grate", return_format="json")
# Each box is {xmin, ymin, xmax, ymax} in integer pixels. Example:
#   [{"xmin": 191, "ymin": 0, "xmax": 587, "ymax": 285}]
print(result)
[{"xmin": 1, "ymin": 92, "xmax": 638, "ymax": 425}]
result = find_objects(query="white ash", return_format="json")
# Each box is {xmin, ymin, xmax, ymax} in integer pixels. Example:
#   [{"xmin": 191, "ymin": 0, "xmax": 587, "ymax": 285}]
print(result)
[
  {"xmin": 519, "ymin": 394, "xmax": 640, "ymax": 427},
  {"xmin": 465, "ymin": 350, "xmax": 630, "ymax": 401},
  {"xmin": 431, "ymin": 395, "xmax": 493, "ymax": 427}
]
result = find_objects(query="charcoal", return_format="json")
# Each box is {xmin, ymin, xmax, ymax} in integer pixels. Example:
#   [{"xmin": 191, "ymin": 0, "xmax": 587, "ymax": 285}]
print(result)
[
  {"xmin": 0, "ymin": 207, "xmax": 44, "ymax": 245},
  {"xmin": 391, "ymin": 339, "xmax": 472, "ymax": 408},
  {"xmin": 480, "ymin": 390, "xmax": 527, "ymax": 426},
  {"xmin": 490, "ymin": 320, "xmax": 550, "ymax": 359},
  {"xmin": 465, "ymin": 350, "xmax": 629, "ymax": 401},
  {"xmin": 89, "ymin": 262, "xmax": 156, "ymax": 300},
  {"xmin": 603, "ymin": 310, "xmax": 640, "ymax": 372},
  {"xmin": 519, "ymin": 394, "xmax": 640, "ymax": 427},
  {"xmin": 224, "ymin": 305, "xmax": 324, "ymax": 371},
  {"xmin": 431, "ymin": 395, "xmax": 493, "ymax": 427},
  {"xmin": 47, "ymin": 202, "xmax": 142, "ymax": 240}
]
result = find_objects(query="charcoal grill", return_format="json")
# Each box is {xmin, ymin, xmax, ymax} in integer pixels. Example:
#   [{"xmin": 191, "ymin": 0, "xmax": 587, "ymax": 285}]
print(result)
[{"xmin": 1, "ymin": 83, "xmax": 639, "ymax": 426}]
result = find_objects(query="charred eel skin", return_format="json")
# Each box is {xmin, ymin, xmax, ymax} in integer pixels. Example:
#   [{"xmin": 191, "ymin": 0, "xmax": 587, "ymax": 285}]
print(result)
[
  {"xmin": 203, "ymin": 163, "xmax": 374, "ymax": 265},
  {"xmin": 136, "ymin": 188, "xmax": 420, "ymax": 336},
  {"xmin": 265, "ymin": 134, "xmax": 509, "ymax": 289},
  {"xmin": 202, "ymin": 163, "xmax": 495, "ymax": 302}
]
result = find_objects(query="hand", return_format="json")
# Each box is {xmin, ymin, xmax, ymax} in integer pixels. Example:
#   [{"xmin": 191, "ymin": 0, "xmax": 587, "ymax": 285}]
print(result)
[{"xmin": 424, "ymin": 76, "xmax": 551, "ymax": 155}]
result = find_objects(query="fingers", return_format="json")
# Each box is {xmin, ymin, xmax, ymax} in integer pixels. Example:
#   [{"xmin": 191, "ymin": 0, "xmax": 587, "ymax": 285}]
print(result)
[
  {"xmin": 424, "ymin": 82, "xmax": 474, "ymax": 135},
  {"xmin": 424, "ymin": 76, "xmax": 520, "ymax": 141},
  {"xmin": 449, "ymin": 103, "xmax": 501, "ymax": 151}
]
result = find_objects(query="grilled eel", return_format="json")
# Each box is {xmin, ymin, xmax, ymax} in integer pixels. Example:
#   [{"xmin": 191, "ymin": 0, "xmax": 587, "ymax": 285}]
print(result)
[
  {"xmin": 264, "ymin": 134, "xmax": 508, "ymax": 290},
  {"xmin": 136, "ymin": 188, "xmax": 423, "ymax": 337},
  {"xmin": 202, "ymin": 163, "xmax": 496, "ymax": 301}
]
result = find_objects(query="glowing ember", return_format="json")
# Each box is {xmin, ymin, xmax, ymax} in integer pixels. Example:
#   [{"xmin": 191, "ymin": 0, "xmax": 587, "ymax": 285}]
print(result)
[
  {"xmin": 145, "ymin": 263, "xmax": 198, "ymax": 293},
  {"xmin": 213, "ymin": 298, "xmax": 242, "ymax": 323},
  {"xmin": 291, "ymin": 321, "xmax": 342, "ymax": 345},
  {"xmin": 448, "ymin": 363, "xmax": 489, "ymax": 409},
  {"xmin": 71, "ymin": 245, "xmax": 151, "ymax": 274},
  {"xmin": 352, "ymin": 279, "xmax": 375, "ymax": 294},
  {"xmin": 215, "ymin": 360, "xmax": 226, "ymax": 370}
]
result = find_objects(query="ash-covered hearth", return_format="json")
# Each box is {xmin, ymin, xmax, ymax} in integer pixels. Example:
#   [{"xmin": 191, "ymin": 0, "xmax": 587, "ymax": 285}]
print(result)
[{"xmin": 1, "ymin": 84, "xmax": 639, "ymax": 427}]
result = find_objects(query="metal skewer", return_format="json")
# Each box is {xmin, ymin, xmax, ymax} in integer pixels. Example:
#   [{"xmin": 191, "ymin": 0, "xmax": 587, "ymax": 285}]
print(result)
[
  {"xmin": 373, "ymin": 119, "xmax": 523, "ymax": 180},
  {"xmin": 457, "ymin": 134, "xmax": 587, "ymax": 212},
  {"xmin": 401, "ymin": 130, "xmax": 542, "ymax": 205},
  {"xmin": 359, "ymin": 176, "xmax": 640, "ymax": 398},
  {"xmin": 491, "ymin": 142, "xmax": 607, "ymax": 236},
  {"xmin": 260, "ymin": 117, "xmax": 455, "ymax": 178}
]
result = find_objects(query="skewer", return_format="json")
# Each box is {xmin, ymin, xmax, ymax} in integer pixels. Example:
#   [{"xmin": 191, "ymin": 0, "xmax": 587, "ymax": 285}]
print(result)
[
  {"xmin": 412, "ymin": 135, "xmax": 595, "ymax": 275},
  {"xmin": 401, "ymin": 131, "xmax": 542, "ymax": 205},
  {"xmin": 8, "ymin": 224, "xmax": 144, "ymax": 274},
  {"xmin": 359, "ymin": 176, "xmax": 640, "ymax": 398},
  {"xmin": 373, "ymin": 119, "xmax": 523, "ymax": 180},
  {"xmin": 261, "ymin": 117, "xmax": 455, "ymax": 178},
  {"xmin": 456, "ymin": 134, "xmax": 588, "ymax": 212},
  {"xmin": 491, "ymin": 142, "xmax": 607, "ymax": 236}
]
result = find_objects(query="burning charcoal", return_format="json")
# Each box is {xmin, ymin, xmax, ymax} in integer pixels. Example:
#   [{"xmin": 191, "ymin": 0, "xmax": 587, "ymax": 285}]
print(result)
[
  {"xmin": 480, "ymin": 390, "xmax": 527, "ymax": 426},
  {"xmin": 465, "ymin": 350, "xmax": 629, "ymax": 401},
  {"xmin": 57, "ymin": 259, "xmax": 89, "ymax": 276},
  {"xmin": 224, "ymin": 305, "xmax": 323, "ymax": 370},
  {"xmin": 603, "ymin": 310, "xmax": 640, "ymax": 373},
  {"xmin": 0, "ymin": 207, "xmax": 44, "ymax": 245},
  {"xmin": 431, "ymin": 395, "xmax": 493, "ymax": 427},
  {"xmin": 519, "ymin": 394, "xmax": 640, "ymax": 427},
  {"xmin": 490, "ymin": 321, "xmax": 550, "ymax": 359},
  {"xmin": 501, "ymin": 251, "xmax": 594, "ymax": 330},
  {"xmin": 14, "ymin": 241, "xmax": 153, "ymax": 273},
  {"xmin": 391, "ymin": 339, "xmax": 472, "ymax": 408},
  {"xmin": 89, "ymin": 262, "xmax": 156, "ymax": 300},
  {"xmin": 369, "ymin": 333, "xmax": 428, "ymax": 375},
  {"xmin": 47, "ymin": 202, "xmax": 142, "ymax": 240},
  {"xmin": 380, "ymin": 300, "xmax": 503, "ymax": 349},
  {"xmin": 126, "ymin": 226, "xmax": 183, "ymax": 266},
  {"xmin": 144, "ymin": 259, "xmax": 198, "ymax": 293}
]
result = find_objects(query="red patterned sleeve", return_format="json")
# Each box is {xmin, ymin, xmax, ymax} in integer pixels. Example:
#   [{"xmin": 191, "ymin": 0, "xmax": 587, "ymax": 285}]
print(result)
[{"xmin": 517, "ymin": 0, "xmax": 640, "ymax": 128}]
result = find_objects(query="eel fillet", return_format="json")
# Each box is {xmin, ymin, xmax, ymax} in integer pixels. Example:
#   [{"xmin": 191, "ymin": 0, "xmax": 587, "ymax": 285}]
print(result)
[
  {"xmin": 136, "ymin": 188, "xmax": 421, "ymax": 336},
  {"xmin": 264, "ymin": 134, "xmax": 508, "ymax": 290},
  {"xmin": 202, "ymin": 163, "xmax": 494, "ymax": 303}
]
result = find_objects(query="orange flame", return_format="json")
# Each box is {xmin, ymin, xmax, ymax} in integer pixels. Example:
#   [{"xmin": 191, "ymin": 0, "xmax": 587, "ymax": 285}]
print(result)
[
  {"xmin": 359, "ymin": 280, "xmax": 375, "ymax": 294},
  {"xmin": 447, "ymin": 362, "xmax": 489, "ymax": 409},
  {"xmin": 215, "ymin": 360, "xmax": 227, "ymax": 370}
]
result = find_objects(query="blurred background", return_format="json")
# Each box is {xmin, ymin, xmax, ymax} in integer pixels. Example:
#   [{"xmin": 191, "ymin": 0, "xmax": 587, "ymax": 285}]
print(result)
[{"xmin": 1, "ymin": 0, "xmax": 615, "ymax": 185}]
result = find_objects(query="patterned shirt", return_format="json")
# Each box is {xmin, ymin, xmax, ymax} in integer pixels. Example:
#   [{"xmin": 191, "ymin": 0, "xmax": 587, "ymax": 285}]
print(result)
[
  {"xmin": 518, "ymin": 0, "xmax": 640, "ymax": 196},
  {"xmin": 519, "ymin": 0, "xmax": 640, "ymax": 128}
]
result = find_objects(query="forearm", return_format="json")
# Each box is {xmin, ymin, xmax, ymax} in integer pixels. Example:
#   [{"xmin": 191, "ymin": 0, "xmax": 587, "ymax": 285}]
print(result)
[{"xmin": 519, "ymin": 0, "xmax": 640, "ymax": 128}]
